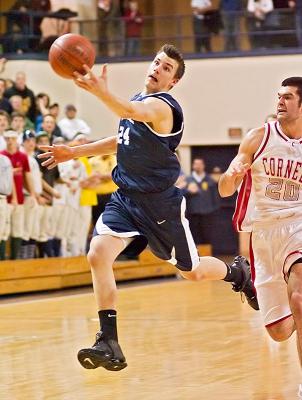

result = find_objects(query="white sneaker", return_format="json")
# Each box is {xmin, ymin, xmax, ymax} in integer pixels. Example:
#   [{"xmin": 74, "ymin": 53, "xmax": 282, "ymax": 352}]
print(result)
[{"xmin": 298, "ymin": 384, "xmax": 302, "ymax": 399}]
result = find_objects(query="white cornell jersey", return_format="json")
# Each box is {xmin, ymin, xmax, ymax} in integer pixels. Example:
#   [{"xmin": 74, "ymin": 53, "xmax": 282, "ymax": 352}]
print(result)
[{"xmin": 233, "ymin": 121, "xmax": 302, "ymax": 231}]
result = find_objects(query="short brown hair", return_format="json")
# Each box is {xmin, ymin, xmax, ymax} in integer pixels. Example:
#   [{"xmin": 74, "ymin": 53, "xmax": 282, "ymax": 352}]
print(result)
[
  {"xmin": 157, "ymin": 44, "xmax": 185, "ymax": 80},
  {"xmin": 282, "ymin": 77, "xmax": 302, "ymax": 104}
]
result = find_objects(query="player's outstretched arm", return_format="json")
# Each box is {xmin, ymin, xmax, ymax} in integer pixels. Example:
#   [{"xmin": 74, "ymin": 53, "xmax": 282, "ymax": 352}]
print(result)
[
  {"xmin": 218, "ymin": 127, "xmax": 265, "ymax": 197},
  {"xmin": 38, "ymin": 135, "xmax": 118, "ymax": 169},
  {"xmin": 73, "ymin": 65, "xmax": 170, "ymax": 125}
]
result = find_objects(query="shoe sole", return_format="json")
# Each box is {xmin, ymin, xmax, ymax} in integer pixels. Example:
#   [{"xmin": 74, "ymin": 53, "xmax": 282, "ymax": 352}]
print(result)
[{"xmin": 77, "ymin": 348, "xmax": 127, "ymax": 371}]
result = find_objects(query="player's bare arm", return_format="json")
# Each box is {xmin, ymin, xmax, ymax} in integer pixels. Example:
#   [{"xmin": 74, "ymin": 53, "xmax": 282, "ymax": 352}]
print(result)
[
  {"xmin": 73, "ymin": 65, "xmax": 173, "ymax": 133},
  {"xmin": 218, "ymin": 127, "xmax": 265, "ymax": 197},
  {"xmin": 38, "ymin": 135, "xmax": 118, "ymax": 169}
]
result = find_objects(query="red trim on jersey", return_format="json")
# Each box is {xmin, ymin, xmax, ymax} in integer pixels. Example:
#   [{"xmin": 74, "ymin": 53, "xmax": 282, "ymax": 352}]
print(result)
[
  {"xmin": 249, "ymin": 233, "xmax": 256, "ymax": 284},
  {"xmin": 275, "ymin": 121, "xmax": 289, "ymax": 142},
  {"xmin": 232, "ymin": 169, "xmax": 252, "ymax": 232},
  {"xmin": 253, "ymin": 123, "xmax": 271, "ymax": 161},
  {"xmin": 265, "ymin": 314, "xmax": 292, "ymax": 328}
]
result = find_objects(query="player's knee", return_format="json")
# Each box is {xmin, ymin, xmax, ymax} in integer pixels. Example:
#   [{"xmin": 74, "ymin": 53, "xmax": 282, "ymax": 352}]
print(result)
[
  {"xmin": 87, "ymin": 248, "xmax": 99, "ymax": 268},
  {"xmin": 289, "ymin": 291, "xmax": 302, "ymax": 316},
  {"xmin": 266, "ymin": 322, "xmax": 294, "ymax": 342}
]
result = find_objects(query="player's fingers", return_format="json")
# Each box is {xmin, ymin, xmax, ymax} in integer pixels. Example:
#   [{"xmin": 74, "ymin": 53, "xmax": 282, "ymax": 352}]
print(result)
[
  {"xmin": 102, "ymin": 64, "xmax": 108, "ymax": 79},
  {"xmin": 37, "ymin": 151, "xmax": 54, "ymax": 159},
  {"xmin": 47, "ymin": 161, "xmax": 58, "ymax": 170},
  {"xmin": 38, "ymin": 145, "xmax": 53, "ymax": 152},
  {"xmin": 41, "ymin": 157, "xmax": 55, "ymax": 167}
]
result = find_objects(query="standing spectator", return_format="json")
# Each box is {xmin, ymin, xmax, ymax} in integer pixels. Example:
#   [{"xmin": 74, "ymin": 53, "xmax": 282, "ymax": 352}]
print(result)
[
  {"xmin": 89, "ymin": 153, "xmax": 118, "ymax": 225},
  {"xmin": 0, "ymin": 79, "xmax": 12, "ymax": 114},
  {"xmin": 5, "ymin": 0, "xmax": 30, "ymax": 53},
  {"xmin": 73, "ymin": 134, "xmax": 98, "ymax": 255},
  {"xmin": 20, "ymin": 130, "xmax": 42, "ymax": 258},
  {"xmin": 185, "ymin": 158, "xmax": 220, "ymax": 246},
  {"xmin": 0, "ymin": 154, "xmax": 14, "ymax": 260},
  {"xmin": 191, "ymin": 0, "xmax": 214, "ymax": 53},
  {"xmin": 123, "ymin": 1, "xmax": 143, "ymax": 57},
  {"xmin": 40, "ymin": 114, "xmax": 62, "ymax": 143},
  {"xmin": 221, "ymin": 0, "xmax": 242, "ymax": 51},
  {"xmin": 1, "ymin": 130, "xmax": 36, "ymax": 259},
  {"xmin": 271, "ymin": 0, "xmax": 297, "ymax": 47},
  {"xmin": 0, "ymin": 110, "xmax": 10, "ymax": 151},
  {"xmin": 35, "ymin": 131, "xmax": 60, "ymax": 257},
  {"xmin": 58, "ymin": 104, "xmax": 91, "ymax": 141},
  {"xmin": 4, "ymin": 71, "xmax": 36, "ymax": 123},
  {"xmin": 29, "ymin": 0, "xmax": 52, "ymax": 50},
  {"xmin": 97, "ymin": 0, "xmax": 123, "ymax": 57},
  {"xmin": 247, "ymin": 0, "xmax": 274, "ymax": 49}
]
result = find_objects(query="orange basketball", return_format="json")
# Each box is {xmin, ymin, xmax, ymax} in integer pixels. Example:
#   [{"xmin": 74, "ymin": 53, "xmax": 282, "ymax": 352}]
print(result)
[{"xmin": 48, "ymin": 34, "xmax": 96, "ymax": 79}]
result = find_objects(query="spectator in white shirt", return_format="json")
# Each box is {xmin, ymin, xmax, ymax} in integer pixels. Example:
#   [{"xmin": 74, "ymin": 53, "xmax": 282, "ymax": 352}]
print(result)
[{"xmin": 58, "ymin": 104, "xmax": 91, "ymax": 141}]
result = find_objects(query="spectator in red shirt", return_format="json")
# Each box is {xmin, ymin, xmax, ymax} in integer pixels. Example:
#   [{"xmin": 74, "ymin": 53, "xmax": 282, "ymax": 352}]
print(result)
[
  {"xmin": 1, "ymin": 130, "xmax": 36, "ymax": 259},
  {"xmin": 123, "ymin": 0, "xmax": 143, "ymax": 56}
]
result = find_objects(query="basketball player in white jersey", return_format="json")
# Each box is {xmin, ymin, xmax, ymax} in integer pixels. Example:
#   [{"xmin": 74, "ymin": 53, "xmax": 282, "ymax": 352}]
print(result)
[{"xmin": 219, "ymin": 77, "xmax": 302, "ymax": 398}]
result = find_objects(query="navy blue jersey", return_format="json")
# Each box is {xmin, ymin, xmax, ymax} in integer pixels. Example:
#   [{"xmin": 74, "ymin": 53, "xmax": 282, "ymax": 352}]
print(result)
[{"xmin": 112, "ymin": 92, "xmax": 184, "ymax": 194}]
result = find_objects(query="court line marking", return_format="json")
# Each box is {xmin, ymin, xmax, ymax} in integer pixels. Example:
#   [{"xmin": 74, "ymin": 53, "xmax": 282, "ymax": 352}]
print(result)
[{"xmin": 0, "ymin": 279, "xmax": 186, "ymax": 307}]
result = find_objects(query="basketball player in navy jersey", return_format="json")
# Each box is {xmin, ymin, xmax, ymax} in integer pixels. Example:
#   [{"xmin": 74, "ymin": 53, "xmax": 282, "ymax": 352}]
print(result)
[
  {"xmin": 39, "ymin": 44, "xmax": 258, "ymax": 372},
  {"xmin": 219, "ymin": 77, "xmax": 302, "ymax": 398}
]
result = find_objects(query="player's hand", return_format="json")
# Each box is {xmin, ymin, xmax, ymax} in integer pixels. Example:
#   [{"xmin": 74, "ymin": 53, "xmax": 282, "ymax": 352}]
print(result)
[
  {"xmin": 225, "ymin": 161, "xmax": 249, "ymax": 178},
  {"xmin": 38, "ymin": 144, "xmax": 74, "ymax": 169},
  {"xmin": 73, "ymin": 64, "xmax": 108, "ymax": 99}
]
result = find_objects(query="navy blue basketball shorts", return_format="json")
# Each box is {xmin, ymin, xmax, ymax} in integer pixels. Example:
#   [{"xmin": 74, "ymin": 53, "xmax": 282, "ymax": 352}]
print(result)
[{"xmin": 93, "ymin": 188, "xmax": 200, "ymax": 271}]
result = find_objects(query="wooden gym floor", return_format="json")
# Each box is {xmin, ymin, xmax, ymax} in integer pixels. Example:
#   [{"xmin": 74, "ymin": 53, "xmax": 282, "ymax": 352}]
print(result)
[{"xmin": 0, "ymin": 278, "xmax": 300, "ymax": 400}]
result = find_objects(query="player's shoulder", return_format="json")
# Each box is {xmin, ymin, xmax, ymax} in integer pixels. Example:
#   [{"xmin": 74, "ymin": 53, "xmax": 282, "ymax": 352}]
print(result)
[{"xmin": 245, "ymin": 125, "xmax": 266, "ymax": 145}]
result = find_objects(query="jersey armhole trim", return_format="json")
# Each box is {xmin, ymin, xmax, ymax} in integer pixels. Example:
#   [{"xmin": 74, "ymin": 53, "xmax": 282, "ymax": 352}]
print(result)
[{"xmin": 253, "ymin": 122, "xmax": 271, "ymax": 162}]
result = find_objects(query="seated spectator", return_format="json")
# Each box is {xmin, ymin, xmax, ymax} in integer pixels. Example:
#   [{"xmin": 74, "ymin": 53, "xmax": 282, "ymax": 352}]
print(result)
[
  {"xmin": 10, "ymin": 112, "xmax": 27, "ymax": 144},
  {"xmin": 123, "ymin": 1, "xmax": 144, "ymax": 57},
  {"xmin": 4, "ymin": 71, "xmax": 36, "ymax": 123},
  {"xmin": 48, "ymin": 103, "xmax": 62, "ymax": 138},
  {"xmin": 58, "ymin": 104, "xmax": 91, "ymax": 141},
  {"xmin": 9, "ymin": 96, "xmax": 35, "ymax": 130},
  {"xmin": 0, "ymin": 110, "xmax": 10, "ymax": 151},
  {"xmin": 40, "ymin": 113, "xmax": 62, "ymax": 143},
  {"xmin": 0, "ymin": 78, "xmax": 12, "ymax": 114},
  {"xmin": 35, "ymin": 92, "xmax": 50, "ymax": 132}
]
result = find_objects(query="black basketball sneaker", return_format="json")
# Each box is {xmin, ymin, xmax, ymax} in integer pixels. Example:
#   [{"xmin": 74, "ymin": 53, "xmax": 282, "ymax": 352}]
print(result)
[
  {"xmin": 77, "ymin": 332, "xmax": 127, "ymax": 371},
  {"xmin": 230, "ymin": 256, "xmax": 259, "ymax": 311}
]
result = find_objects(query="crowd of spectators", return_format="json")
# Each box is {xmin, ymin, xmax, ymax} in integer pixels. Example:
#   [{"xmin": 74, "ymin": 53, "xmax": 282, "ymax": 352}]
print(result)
[
  {"xmin": 0, "ymin": 59, "xmax": 117, "ymax": 261},
  {"xmin": 1, "ymin": 0, "xmax": 299, "ymax": 58}
]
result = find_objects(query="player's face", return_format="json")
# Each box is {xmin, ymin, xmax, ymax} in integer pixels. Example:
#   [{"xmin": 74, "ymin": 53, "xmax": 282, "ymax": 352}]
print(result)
[
  {"xmin": 145, "ymin": 52, "xmax": 179, "ymax": 93},
  {"xmin": 277, "ymin": 86, "xmax": 302, "ymax": 122}
]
